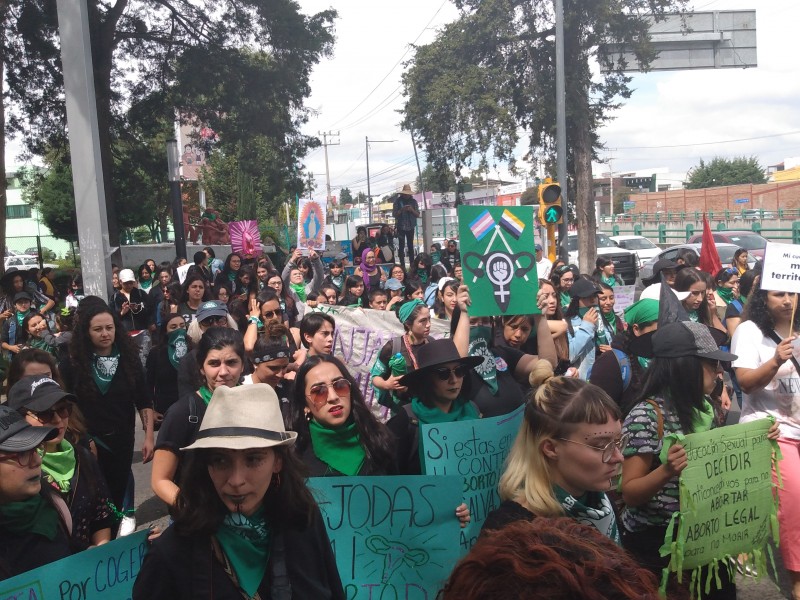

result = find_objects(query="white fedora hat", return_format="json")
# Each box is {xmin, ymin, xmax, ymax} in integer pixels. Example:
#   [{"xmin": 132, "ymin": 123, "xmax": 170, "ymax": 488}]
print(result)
[{"xmin": 183, "ymin": 384, "xmax": 297, "ymax": 451}]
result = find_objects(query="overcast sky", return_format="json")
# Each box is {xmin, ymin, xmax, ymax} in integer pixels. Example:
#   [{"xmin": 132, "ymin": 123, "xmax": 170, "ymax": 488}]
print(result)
[{"xmin": 297, "ymin": 0, "xmax": 800, "ymax": 200}]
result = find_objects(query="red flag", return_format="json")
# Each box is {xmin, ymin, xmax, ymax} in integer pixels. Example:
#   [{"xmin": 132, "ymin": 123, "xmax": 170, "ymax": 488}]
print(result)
[{"xmin": 699, "ymin": 214, "xmax": 722, "ymax": 275}]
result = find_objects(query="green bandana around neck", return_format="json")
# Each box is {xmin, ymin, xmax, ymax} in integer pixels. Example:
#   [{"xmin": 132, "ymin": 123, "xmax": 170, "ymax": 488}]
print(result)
[
  {"xmin": 139, "ymin": 279, "xmax": 152, "ymax": 291},
  {"xmin": 468, "ymin": 326, "xmax": 498, "ymax": 395},
  {"xmin": 29, "ymin": 337, "xmax": 54, "ymax": 353},
  {"xmin": 16, "ymin": 309, "xmax": 30, "ymax": 327},
  {"xmin": 92, "ymin": 345, "xmax": 120, "ymax": 394},
  {"xmin": 416, "ymin": 269, "xmax": 428, "ymax": 284},
  {"xmin": 398, "ymin": 298, "xmax": 425, "ymax": 324},
  {"xmin": 687, "ymin": 309, "xmax": 699, "ymax": 323},
  {"xmin": 716, "ymin": 286, "xmax": 736, "ymax": 305},
  {"xmin": 215, "ymin": 507, "xmax": 270, "ymax": 598},
  {"xmin": 560, "ymin": 291, "xmax": 571, "ymax": 307},
  {"xmin": 604, "ymin": 310, "xmax": 618, "ymax": 332},
  {"xmin": 42, "ymin": 440, "xmax": 76, "ymax": 493},
  {"xmin": 601, "ymin": 274, "xmax": 617, "ymax": 287},
  {"xmin": 410, "ymin": 396, "xmax": 479, "ymax": 425},
  {"xmin": 331, "ymin": 274, "xmax": 344, "ymax": 289},
  {"xmin": 227, "ymin": 271, "xmax": 237, "ymax": 282},
  {"xmin": 691, "ymin": 397, "xmax": 715, "ymax": 433},
  {"xmin": 308, "ymin": 418, "xmax": 366, "ymax": 476},
  {"xmin": 595, "ymin": 317, "xmax": 610, "ymax": 347},
  {"xmin": 167, "ymin": 328, "xmax": 188, "ymax": 370},
  {"xmin": 290, "ymin": 282, "xmax": 307, "ymax": 302},
  {"xmin": 198, "ymin": 385, "xmax": 213, "ymax": 406},
  {"xmin": 0, "ymin": 494, "xmax": 60, "ymax": 541},
  {"xmin": 553, "ymin": 485, "xmax": 620, "ymax": 545}
]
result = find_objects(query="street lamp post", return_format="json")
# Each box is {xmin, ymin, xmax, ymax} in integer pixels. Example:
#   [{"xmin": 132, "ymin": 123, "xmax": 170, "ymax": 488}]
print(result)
[
  {"xmin": 166, "ymin": 139, "xmax": 187, "ymax": 260},
  {"xmin": 365, "ymin": 136, "xmax": 396, "ymax": 222}
]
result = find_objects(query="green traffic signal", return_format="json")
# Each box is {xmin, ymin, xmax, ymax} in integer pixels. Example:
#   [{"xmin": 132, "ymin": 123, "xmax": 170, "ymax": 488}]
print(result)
[{"xmin": 545, "ymin": 206, "xmax": 562, "ymax": 223}]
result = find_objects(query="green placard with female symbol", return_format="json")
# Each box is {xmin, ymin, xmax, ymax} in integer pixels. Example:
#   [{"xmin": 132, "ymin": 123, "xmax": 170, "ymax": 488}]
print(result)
[{"xmin": 457, "ymin": 206, "xmax": 539, "ymax": 317}]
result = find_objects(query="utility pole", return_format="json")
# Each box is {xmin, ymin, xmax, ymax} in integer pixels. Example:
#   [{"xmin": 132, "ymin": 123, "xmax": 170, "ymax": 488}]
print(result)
[
  {"xmin": 365, "ymin": 136, "xmax": 396, "ymax": 222},
  {"xmin": 319, "ymin": 131, "xmax": 340, "ymax": 207},
  {"xmin": 410, "ymin": 133, "xmax": 427, "ymax": 209},
  {"xmin": 555, "ymin": 0, "xmax": 569, "ymax": 262}
]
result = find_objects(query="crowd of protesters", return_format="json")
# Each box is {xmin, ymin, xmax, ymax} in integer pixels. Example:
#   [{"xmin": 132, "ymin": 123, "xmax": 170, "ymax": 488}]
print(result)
[{"xmin": 0, "ymin": 233, "xmax": 793, "ymax": 600}]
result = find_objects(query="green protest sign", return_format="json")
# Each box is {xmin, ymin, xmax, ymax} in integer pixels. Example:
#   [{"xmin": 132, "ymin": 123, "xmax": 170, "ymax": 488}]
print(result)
[
  {"xmin": 421, "ymin": 405, "xmax": 524, "ymax": 549},
  {"xmin": 0, "ymin": 530, "xmax": 148, "ymax": 600},
  {"xmin": 660, "ymin": 419, "xmax": 780, "ymax": 594},
  {"xmin": 309, "ymin": 475, "xmax": 463, "ymax": 599},
  {"xmin": 457, "ymin": 206, "xmax": 539, "ymax": 317}
]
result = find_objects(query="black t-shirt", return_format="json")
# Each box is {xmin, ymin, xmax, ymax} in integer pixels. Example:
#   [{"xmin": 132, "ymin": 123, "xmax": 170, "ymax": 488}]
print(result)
[
  {"xmin": 112, "ymin": 289, "xmax": 152, "ymax": 332},
  {"xmin": 156, "ymin": 391, "xmax": 207, "ymax": 455},
  {"xmin": 146, "ymin": 344, "xmax": 180, "ymax": 415},
  {"xmin": 464, "ymin": 345, "xmax": 525, "ymax": 418},
  {"xmin": 482, "ymin": 499, "xmax": 535, "ymax": 534}
]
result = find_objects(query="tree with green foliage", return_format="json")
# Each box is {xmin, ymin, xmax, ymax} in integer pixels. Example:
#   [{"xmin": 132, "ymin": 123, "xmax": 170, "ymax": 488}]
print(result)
[
  {"xmin": 401, "ymin": 0, "xmax": 688, "ymax": 273},
  {"xmin": 339, "ymin": 187, "xmax": 354, "ymax": 206},
  {"xmin": 4, "ymin": 0, "xmax": 336, "ymax": 246},
  {"xmin": 685, "ymin": 156, "xmax": 767, "ymax": 189}
]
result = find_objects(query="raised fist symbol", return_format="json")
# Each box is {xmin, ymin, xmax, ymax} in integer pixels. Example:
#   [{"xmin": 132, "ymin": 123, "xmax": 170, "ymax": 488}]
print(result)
[{"xmin": 491, "ymin": 259, "xmax": 510, "ymax": 284}]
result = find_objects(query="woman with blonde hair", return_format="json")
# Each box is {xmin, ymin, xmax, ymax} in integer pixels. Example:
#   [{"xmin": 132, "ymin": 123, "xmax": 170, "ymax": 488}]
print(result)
[{"xmin": 483, "ymin": 361, "xmax": 625, "ymax": 542}]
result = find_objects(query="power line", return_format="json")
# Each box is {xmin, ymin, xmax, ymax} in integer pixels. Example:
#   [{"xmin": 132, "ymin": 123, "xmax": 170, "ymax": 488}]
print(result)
[
  {"xmin": 327, "ymin": 0, "xmax": 448, "ymax": 128},
  {"xmin": 609, "ymin": 130, "xmax": 800, "ymax": 150}
]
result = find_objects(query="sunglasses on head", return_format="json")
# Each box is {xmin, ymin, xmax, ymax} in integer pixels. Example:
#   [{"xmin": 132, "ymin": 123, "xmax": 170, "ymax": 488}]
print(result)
[
  {"xmin": 432, "ymin": 365, "xmax": 470, "ymax": 381},
  {"xmin": 307, "ymin": 378, "xmax": 352, "ymax": 408}
]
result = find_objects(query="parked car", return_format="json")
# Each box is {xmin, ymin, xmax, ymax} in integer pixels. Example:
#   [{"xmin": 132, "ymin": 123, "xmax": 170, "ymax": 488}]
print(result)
[
  {"xmin": 686, "ymin": 230, "xmax": 767, "ymax": 260},
  {"xmin": 735, "ymin": 209, "xmax": 775, "ymax": 221},
  {"xmin": 610, "ymin": 235, "xmax": 661, "ymax": 268},
  {"xmin": 4, "ymin": 254, "xmax": 58, "ymax": 271},
  {"xmin": 639, "ymin": 243, "xmax": 757, "ymax": 281},
  {"xmin": 567, "ymin": 232, "xmax": 638, "ymax": 285}
]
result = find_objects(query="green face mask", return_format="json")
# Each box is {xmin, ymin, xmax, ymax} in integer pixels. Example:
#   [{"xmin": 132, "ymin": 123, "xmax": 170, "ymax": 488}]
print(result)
[
  {"xmin": 167, "ymin": 328, "xmax": 188, "ymax": 370},
  {"xmin": 431, "ymin": 251, "xmax": 441, "ymax": 263}
]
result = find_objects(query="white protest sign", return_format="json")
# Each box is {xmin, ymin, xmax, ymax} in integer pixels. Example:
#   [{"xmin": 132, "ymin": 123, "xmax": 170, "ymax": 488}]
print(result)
[
  {"xmin": 301, "ymin": 303, "xmax": 450, "ymax": 420},
  {"xmin": 760, "ymin": 242, "xmax": 800, "ymax": 294},
  {"xmin": 613, "ymin": 285, "xmax": 636, "ymax": 312},
  {"xmin": 176, "ymin": 262, "xmax": 192, "ymax": 284}
]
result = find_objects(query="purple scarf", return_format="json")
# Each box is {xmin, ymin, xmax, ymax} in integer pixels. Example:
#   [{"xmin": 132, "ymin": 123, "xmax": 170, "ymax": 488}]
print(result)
[{"xmin": 361, "ymin": 247, "xmax": 379, "ymax": 291}]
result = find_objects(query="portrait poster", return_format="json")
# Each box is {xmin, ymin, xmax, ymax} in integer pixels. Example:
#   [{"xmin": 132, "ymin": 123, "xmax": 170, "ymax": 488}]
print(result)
[{"xmin": 298, "ymin": 198, "xmax": 327, "ymax": 251}]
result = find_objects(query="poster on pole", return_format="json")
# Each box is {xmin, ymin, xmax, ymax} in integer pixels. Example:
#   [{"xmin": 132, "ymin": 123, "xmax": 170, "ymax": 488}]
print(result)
[
  {"xmin": 457, "ymin": 206, "xmax": 539, "ymax": 317},
  {"xmin": 0, "ymin": 530, "xmax": 149, "ymax": 599},
  {"xmin": 309, "ymin": 475, "xmax": 463, "ymax": 600},
  {"xmin": 297, "ymin": 198, "xmax": 327, "ymax": 251},
  {"xmin": 420, "ymin": 405, "xmax": 525, "ymax": 549},
  {"xmin": 660, "ymin": 419, "xmax": 780, "ymax": 592},
  {"xmin": 760, "ymin": 242, "xmax": 800, "ymax": 294}
]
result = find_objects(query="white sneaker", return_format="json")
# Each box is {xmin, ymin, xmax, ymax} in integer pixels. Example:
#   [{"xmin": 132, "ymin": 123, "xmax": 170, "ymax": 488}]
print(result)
[{"xmin": 119, "ymin": 515, "xmax": 136, "ymax": 537}]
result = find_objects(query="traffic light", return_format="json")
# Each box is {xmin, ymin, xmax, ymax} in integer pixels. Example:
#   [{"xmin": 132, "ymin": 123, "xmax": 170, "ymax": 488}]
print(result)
[{"xmin": 537, "ymin": 178, "xmax": 563, "ymax": 225}]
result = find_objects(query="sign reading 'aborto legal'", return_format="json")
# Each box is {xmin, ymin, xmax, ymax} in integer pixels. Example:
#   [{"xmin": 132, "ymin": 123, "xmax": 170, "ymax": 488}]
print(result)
[{"xmin": 761, "ymin": 241, "xmax": 800, "ymax": 294}]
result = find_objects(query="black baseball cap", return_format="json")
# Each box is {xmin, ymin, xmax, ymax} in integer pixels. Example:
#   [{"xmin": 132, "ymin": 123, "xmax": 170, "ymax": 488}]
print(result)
[
  {"xmin": 0, "ymin": 405, "xmax": 57, "ymax": 452},
  {"xmin": 13, "ymin": 291, "xmax": 32, "ymax": 303},
  {"xmin": 196, "ymin": 300, "xmax": 229, "ymax": 322},
  {"xmin": 7, "ymin": 375, "xmax": 77, "ymax": 413},
  {"xmin": 569, "ymin": 278, "xmax": 601, "ymax": 299},
  {"xmin": 636, "ymin": 321, "xmax": 736, "ymax": 361}
]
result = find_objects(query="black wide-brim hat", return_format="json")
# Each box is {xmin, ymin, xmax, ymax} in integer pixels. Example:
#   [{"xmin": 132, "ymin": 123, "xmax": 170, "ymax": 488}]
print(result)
[{"xmin": 399, "ymin": 338, "xmax": 484, "ymax": 388}]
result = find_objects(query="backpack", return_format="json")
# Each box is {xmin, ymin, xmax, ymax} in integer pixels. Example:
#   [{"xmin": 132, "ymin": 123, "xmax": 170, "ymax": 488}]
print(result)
[{"xmin": 587, "ymin": 348, "xmax": 632, "ymax": 392}]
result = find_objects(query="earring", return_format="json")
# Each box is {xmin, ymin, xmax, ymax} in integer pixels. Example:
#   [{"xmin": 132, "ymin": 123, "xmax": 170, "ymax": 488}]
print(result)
[{"xmin": 305, "ymin": 410, "xmax": 312, "ymax": 423}]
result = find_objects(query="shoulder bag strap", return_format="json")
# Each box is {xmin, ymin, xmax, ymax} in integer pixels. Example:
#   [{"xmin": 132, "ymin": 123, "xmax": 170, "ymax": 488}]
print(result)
[
  {"xmin": 765, "ymin": 329, "xmax": 800, "ymax": 375},
  {"xmin": 644, "ymin": 398, "xmax": 664, "ymax": 440},
  {"xmin": 43, "ymin": 485, "xmax": 73, "ymax": 536}
]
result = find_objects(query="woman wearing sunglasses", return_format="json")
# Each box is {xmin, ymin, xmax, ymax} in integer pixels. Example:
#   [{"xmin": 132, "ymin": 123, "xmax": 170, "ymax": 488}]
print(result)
[
  {"xmin": 484, "ymin": 361, "xmax": 624, "ymax": 542},
  {"xmin": 9, "ymin": 375, "xmax": 113, "ymax": 550},
  {"xmin": 292, "ymin": 355, "xmax": 395, "ymax": 476},
  {"xmin": 152, "ymin": 327, "xmax": 245, "ymax": 507},
  {"xmin": 0, "ymin": 405, "xmax": 73, "ymax": 578},
  {"xmin": 387, "ymin": 338, "xmax": 483, "ymax": 475}
]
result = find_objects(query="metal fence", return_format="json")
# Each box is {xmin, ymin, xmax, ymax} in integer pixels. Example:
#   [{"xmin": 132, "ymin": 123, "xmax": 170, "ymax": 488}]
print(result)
[
  {"xmin": 600, "ymin": 221, "xmax": 800, "ymax": 245},
  {"xmin": 4, "ymin": 235, "xmax": 78, "ymax": 268}
]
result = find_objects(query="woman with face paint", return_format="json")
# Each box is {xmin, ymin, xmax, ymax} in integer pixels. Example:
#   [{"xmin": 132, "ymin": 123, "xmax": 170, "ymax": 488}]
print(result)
[
  {"xmin": 484, "ymin": 361, "xmax": 625, "ymax": 544},
  {"xmin": 134, "ymin": 385, "xmax": 344, "ymax": 600},
  {"xmin": 451, "ymin": 285, "xmax": 558, "ymax": 418}
]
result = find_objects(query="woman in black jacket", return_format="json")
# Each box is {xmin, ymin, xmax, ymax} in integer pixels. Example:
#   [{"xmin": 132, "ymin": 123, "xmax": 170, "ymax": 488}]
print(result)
[{"xmin": 133, "ymin": 384, "xmax": 344, "ymax": 600}]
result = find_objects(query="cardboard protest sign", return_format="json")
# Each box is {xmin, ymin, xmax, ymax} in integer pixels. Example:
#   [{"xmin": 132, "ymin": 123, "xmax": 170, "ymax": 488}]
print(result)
[
  {"xmin": 0, "ymin": 530, "xmax": 148, "ymax": 600},
  {"xmin": 303, "ymin": 303, "xmax": 450, "ymax": 420},
  {"xmin": 297, "ymin": 198, "xmax": 327, "ymax": 250},
  {"xmin": 229, "ymin": 220, "xmax": 261, "ymax": 258},
  {"xmin": 761, "ymin": 242, "xmax": 800, "ymax": 294},
  {"xmin": 457, "ymin": 206, "xmax": 539, "ymax": 317},
  {"xmin": 613, "ymin": 285, "xmax": 636, "ymax": 313},
  {"xmin": 660, "ymin": 419, "xmax": 780, "ymax": 594},
  {"xmin": 310, "ymin": 475, "xmax": 462, "ymax": 600},
  {"xmin": 421, "ymin": 405, "xmax": 524, "ymax": 549}
]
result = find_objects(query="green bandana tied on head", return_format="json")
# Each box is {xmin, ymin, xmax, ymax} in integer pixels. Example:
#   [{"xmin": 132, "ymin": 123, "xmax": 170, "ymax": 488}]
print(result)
[
  {"xmin": 215, "ymin": 507, "xmax": 270, "ymax": 598},
  {"xmin": 398, "ymin": 299, "xmax": 426, "ymax": 324},
  {"xmin": 0, "ymin": 494, "xmax": 60, "ymax": 541},
  {"xmin": 623, "ymin": 299, "xmax": 659, "ymax": 326},
  {"xmin": 42, "ymin": 440, "xmax": 76, "ymax": 493},
  {"xmin": 92, "ymin": 345, "xmax": 120, "ymax": 394},
  {"xmin": 290, "ymin": 282, "xmax": 307, "ymax": 302},
  {"xmin": 554, "ymin": 485, "xmax": 620, "ymax": 545},
  {"xmin": 167, "ymin": 328, "xmax": 188, "ymax": 370},
  {"xmin": 468, "ymin": 326, "xmax": 498, "ymax": 395},
  {"xmin": 309, "ymin": 418, "xmax": 366, "ymax": 476}
]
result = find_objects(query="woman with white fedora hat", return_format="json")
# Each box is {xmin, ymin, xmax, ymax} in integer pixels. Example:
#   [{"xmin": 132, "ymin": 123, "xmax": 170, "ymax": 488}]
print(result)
[{"xmin": 134, "ymin": 383, "xmax": 344, "ymax": 600}]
